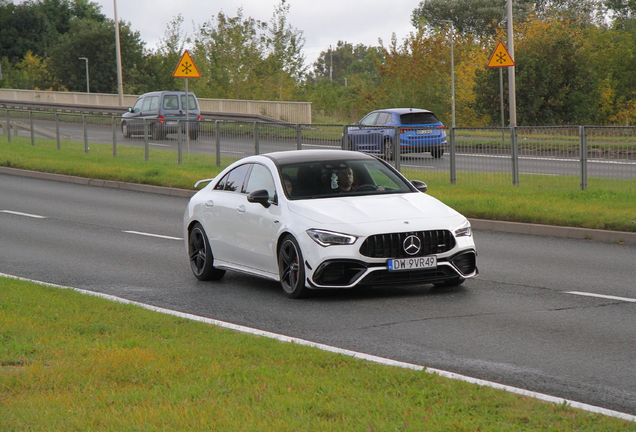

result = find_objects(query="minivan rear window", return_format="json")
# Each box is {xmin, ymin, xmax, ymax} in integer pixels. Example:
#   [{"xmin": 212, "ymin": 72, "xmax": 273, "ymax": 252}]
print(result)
[
  {"xmin": 163, "ymin": 95, "xmax": 179, "ymax": 110},
  {"xmin": 181, "ymin": 95, "xmax": 198, "ymax": 110},
  {"xmin": 400, "ymin": 112, "xmax": 439, "ymax": 125}
]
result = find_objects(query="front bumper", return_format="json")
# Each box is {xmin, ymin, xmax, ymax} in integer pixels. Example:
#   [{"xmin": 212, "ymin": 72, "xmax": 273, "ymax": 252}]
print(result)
[{"xmin": 306, "ymin": 249, "xmax": 478, "ymax": 289}]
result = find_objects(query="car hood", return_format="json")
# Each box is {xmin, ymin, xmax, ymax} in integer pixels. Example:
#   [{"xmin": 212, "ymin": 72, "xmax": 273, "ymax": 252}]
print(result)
[{"xmin": 286, "ymin": 193, "xmax": 464, "ymax": 233}]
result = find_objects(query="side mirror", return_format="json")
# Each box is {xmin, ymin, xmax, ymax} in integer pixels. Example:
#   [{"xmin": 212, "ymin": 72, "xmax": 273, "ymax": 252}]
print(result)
[
  {"xmin": 127, "ymin": 107, "xmax": 133, "ymax": 113},
  {"xmin": 247, "ymin": 189, "xmax": 271, "ymax": 208},
  {"xmin": 410, "ymin": 180, "xmax": 428, "ymax": 193}
]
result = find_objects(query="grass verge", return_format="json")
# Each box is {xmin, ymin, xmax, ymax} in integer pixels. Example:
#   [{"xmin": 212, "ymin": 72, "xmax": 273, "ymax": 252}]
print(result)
[
  {"xmin": 1, "ymin": 137, "xmax": 635, "ymax": 232},
  {"xmin": 1, "ymin": 277, "xmax": 634, "ymax": 431}
]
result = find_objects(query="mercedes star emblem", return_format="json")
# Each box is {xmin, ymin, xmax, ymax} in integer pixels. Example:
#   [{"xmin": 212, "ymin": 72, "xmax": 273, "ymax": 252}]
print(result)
[{"xmin": 403, "ymin": 235, "xmax": 421, "ymax": 255}]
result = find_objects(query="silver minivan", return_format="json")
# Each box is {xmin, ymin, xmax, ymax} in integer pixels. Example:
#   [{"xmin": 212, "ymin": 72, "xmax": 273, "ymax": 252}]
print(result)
[{"xmin": 121, "ymin": 91, "xmax": 201, "ymax": 140}]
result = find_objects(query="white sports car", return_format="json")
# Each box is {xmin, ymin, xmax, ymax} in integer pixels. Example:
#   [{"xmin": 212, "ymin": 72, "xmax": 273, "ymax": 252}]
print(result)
[{"xmin": 184, "ymin": 150, "xmax": 478, "ymax": 298}]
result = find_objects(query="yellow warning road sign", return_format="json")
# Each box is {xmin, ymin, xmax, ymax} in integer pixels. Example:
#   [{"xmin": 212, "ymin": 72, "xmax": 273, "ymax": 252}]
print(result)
[
  {"xmin": 488, "ymin": 42, "xmax": 515, "ymax": 68},
  {"xmin": 173, "ymin": 51, "xmax": 201, "ymax": 78}
]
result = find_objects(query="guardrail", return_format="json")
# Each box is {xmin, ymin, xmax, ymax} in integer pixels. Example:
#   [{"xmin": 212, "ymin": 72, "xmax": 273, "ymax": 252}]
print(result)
[
  {"xmin": 1, "ymin": 108, "xmax": 634, "ymax": 192},
  {"xmin": 0, "ymin": 89, "xmax": 312, "ymax": 124}
]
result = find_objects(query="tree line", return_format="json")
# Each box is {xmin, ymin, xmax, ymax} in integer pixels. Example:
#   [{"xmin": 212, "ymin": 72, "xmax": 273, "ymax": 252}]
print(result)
[{"xmin": 3, "ymin": 0, "xmax": 636, "ymax": 126}]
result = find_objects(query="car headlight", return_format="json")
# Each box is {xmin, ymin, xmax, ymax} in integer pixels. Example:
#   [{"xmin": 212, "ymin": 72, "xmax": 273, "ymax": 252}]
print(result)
[
  {"xmin": 306, "ymin": 229, "xmax": 358, "ymax": 247},
  {"xmin": 454, "ymin": 220, "xmax": 472, "ymax": 237}
]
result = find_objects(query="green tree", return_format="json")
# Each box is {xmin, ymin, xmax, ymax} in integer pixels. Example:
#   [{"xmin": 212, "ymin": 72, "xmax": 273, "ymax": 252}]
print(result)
[
  {"xmin": 311, "ymin": 41, "xmax": 382, "ymax": 84},
  {"xmin": 0, "ymin": 0, "xmax": 105, "ymax": 64},
  {"xmin": 191, "ymin": 8, "xmax": 266, "ymax": 99},
  {"xmin": 261, "ymin": 0, "xmax": 306, "ymax": 100},
  {"xmin": 47, "ymin": 18, "xmax": 147, "ymax": 94},
  {"xmin": 474, "ymin": 17, "xmax": 603, "ymax": 125},
  {"xmin": 144, "ymin": 14, "xmax": 190, "ymax": 91}
]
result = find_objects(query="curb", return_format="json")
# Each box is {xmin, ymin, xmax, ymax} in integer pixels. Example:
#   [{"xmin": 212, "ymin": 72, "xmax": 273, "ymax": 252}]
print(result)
[{"xmin": 2, "ymin": 166, "xmax": 634, "ymax": 245}]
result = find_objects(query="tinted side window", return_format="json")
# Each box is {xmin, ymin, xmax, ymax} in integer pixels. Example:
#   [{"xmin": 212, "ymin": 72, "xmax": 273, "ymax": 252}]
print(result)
[
  {"xmin": 360, "ymin": 112, "xmax": 379, "ymax": 126},
  {"xmin": 163, "ymin": 95, "xmax": 179, "ymax": 110},
  {"xmin": 224, "ymin": 164, "xmax": 251, "ymax": 192},
  {"xmin": 376, "ymin": 113, "xmax": 392, "ymax": 125},
  {"xmin": 132, "ymin": 98, "xmax": 143, "ymax": 112},
  {"xmin": 243, "ymin": 164, "xmax": 276, "ymax": 201},
  {"xmin": 141, "ymin": 97, "xmax": 153, "ymax": 111},
  {"xmin": 148, "ymin": 96, "xmax": 159, "ymax": 110}
]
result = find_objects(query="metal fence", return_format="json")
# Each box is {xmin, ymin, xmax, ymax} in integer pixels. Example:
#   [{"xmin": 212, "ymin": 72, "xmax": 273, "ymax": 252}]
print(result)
[{"xmin": 1, "ymin": 109, "xmax": 634, "ymax": 192}]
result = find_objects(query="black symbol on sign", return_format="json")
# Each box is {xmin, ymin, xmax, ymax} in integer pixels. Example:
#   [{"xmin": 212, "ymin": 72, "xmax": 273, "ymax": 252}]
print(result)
[
  {"xmin": 495, "ymin": 52, "xmax": 507, "ymax": 64},
  {"xmin": 181, "ymin": 62, "xmax": 193, "ymax": 75}
]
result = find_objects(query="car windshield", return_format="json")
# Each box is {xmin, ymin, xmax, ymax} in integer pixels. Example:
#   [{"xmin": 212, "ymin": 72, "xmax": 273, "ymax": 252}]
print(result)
[
  {"xmin": 399, "ymin": 112, "xmax": 440, "ymax": 125},
  {"xmin": 279, "ymin": 158, "xmax": 413, "ymax": 199}
]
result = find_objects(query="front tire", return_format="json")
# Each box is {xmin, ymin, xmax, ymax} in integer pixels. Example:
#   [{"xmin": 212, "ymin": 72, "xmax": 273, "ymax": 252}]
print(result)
[
  {"xmin": 278, "ymin": 235, "xmax": 310, "ymax": 299},
  {"xmin": 188, "ymin": 223, "xmax": 226, "ymax": 281}
]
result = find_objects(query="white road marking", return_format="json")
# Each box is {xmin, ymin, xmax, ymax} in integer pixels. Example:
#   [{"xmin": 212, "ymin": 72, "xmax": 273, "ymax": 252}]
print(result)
[
  {"xmin": 565, "ymin": 291, "xmax": 636, "ymax": 303},
  {"xmin": 123, "ymin": 230, "xmax": 182, "ymax": 241},
  {"xmin": 0, "ymin": 210, "xmax": 47, "ymax": 219},
  {"xmin": 0, "ymin": 271, "xmax": 634, "ymax": 423}
]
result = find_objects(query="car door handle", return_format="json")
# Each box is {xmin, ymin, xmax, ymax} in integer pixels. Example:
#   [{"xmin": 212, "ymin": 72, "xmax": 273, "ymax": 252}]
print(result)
[
  {"xmin": 205, "ymin": 200, "xmax": 214, "ymax": 207},
  {"xmin": 236, "ymin": 205, "xmax": 246, "ymax": 213}
]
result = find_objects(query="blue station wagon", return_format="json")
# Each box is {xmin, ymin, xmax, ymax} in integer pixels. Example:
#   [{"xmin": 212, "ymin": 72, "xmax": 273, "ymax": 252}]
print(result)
[{"xmin": 344, "ymin": 108, "xmax": 447, "ymax": 159}]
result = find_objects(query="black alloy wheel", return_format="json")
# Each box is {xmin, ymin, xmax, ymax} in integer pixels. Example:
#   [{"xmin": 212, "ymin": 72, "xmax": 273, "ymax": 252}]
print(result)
[
  {"xmin": 188, "ymin": 223, "xmax": 226, "ymax": 281},
  {"xmin": 278, "ymin": 235, "xmax": 310, "ymax": 298}
]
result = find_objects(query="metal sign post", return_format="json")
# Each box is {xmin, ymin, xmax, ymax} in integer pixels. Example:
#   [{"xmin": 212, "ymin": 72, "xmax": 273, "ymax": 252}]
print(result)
[{"xmin": 173, "ymin": 51, "xmax": 201, "ymax": 155}]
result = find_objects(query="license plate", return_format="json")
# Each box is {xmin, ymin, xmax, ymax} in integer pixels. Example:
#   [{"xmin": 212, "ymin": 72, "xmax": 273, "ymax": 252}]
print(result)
[
  {"xmin": 416, "ymin": 129, "xmax": 433, "ymax": 135},
  {"xmin": 166, "ymin": 121, "xmax": 178, "ymax": 126},
  {"xmin": 387, "ymin": 256, "xmax": 437, "ymax": 271}
]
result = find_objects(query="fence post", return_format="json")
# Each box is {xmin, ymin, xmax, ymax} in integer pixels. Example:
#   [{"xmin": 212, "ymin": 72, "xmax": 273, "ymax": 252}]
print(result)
[
  {"xmin": 29, "ymin": 110, "xmax": 35, "ymax": 146},
  {"xmin": 449, "ymin": 127, "xmax": 456, "ymax": 185},
  {"xmin": 215, "ymin": 120, "xmax": 221, "ymax": 167},
  {"xmin": 296, "ymin": 124, "xmax": 302, "ymax": 150},
  {"xmin": 83, "ymin": 114, "xmax": 89, "ymax": 153},
  {"xmin": 112, "ymin": 116, "xmax": 118, "ymax": 157},
  {"xmin": 55, "ymin": 113, "xmax": 61, "ymax": 150},
  {"xmin": 342, "ymin": 125, "xmax": 349, "ymax": 150},
  {"xmin": 511, "ymin": 126, "xmax": 519, "ymax": 186},
  {"xmin": 5, "ymin": 109, "xmax": 10, "ymax": 143},
  {"xmin": 143, "ymin": 120, "xmax": 149, "ymax": 161},
  {"xmin": 177, "ymin": 121, "xmax": 183, "ymax": 165},
  {"xmin": 580, "ymin": 125, "xmax": 588, "ymax": 191},
  {"xmin": 394, "ymin": 126, "xmax": 401, "ymax": 171},
  {"xmin": 254, "ymin": 122, "xmax": 260, "ymax": 155}
]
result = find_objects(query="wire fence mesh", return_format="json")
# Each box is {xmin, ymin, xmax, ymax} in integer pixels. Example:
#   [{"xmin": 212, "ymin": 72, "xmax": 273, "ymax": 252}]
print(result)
[{"xmin": 2, "ymin": 109, "xmax": 634, "ymax": 192}]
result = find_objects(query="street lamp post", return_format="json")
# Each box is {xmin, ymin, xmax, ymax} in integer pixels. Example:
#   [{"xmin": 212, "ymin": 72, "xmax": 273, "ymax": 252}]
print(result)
[
  {"xmin": 441, "ymin": 20, "xmax": 455, "ymax": 128},
  {"xmin": 78, "ymin": 57, "xmax": 89, "ymax": 93},
  {"xmin": 113, "ymin": 0, "xmax": 124, "ymax": 106}
]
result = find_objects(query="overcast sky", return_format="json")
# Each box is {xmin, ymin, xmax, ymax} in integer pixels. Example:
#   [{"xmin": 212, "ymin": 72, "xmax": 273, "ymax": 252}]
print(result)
[{"xmin": 93, "ymin": 0, "xmax": 422, "ymax": 65}]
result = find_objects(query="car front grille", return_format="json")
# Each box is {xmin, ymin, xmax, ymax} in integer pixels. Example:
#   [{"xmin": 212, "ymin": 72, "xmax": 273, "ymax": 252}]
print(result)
[{"xmin": 359, "ymin": 230, "xmax": 455, "ymax": 258}]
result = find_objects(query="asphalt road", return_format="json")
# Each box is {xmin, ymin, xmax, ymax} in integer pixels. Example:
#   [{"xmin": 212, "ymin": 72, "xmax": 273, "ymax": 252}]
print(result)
[{"xmin": 1, "ymin": 173, "xmax": 635, "ymax": 415}]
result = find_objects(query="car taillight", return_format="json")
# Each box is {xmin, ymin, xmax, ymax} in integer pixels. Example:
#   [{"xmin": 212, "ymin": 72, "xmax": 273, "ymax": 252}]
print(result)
[
  {"xmin": 158, "ymin": 115, "xmax": 165, "ymax": 124},
  {"xmin": 197, "ymin": 115, "xmax": 201, "ymax": 121},
  {"xmin": 399, "ymin": 127, "xmax": 411, "ymax": 133}
]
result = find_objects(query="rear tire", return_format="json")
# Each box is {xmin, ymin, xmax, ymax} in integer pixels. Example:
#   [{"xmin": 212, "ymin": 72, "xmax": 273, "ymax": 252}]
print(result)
[
  {"xmin": 188, "ymin": 223, "xmax": 226, "ymax": 281},
  {"xmin": 431, "ymin": 147, "xmax": 444, "ymax": 158},
  {"xmin": 278, "ymin": 235, "xmax": 310, "ymax": 299}
]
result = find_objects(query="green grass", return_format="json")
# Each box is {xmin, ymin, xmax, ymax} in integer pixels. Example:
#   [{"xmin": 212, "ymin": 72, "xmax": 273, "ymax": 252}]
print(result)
[
  {"xmin": 2, "ymin": 276, "xmax": 634, "ymax": 431},
  {"xmin": 2, "ymin": 135, "xmax": 634, "ymax": 232}
]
